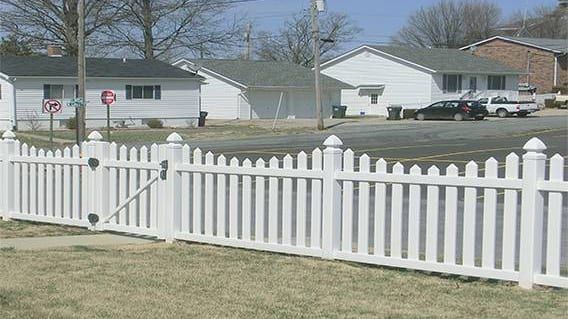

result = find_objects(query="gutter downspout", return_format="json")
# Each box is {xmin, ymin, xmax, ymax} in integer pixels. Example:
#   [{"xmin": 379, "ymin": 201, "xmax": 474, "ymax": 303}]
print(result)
[
  {"xmin": 10, "ymin": 77, "xmax": 16, "ymax": 130},
  {"xmin": 554, "ymin": 55, "xmax": 558, "ymax": 87},
  {"xmin": 272, "ymin": 91, "xmax": 284, "ymax": 131}
]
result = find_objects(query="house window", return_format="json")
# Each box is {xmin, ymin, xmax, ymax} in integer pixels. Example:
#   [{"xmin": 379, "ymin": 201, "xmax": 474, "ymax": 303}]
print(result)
[
  {"xmin": 442, "ymin": 74, "xmax": 462, "ymax": 93},
  {"xmin": 126, "ymin": 85, "xmax": 161, "ymax": 100},
  {"xmin": 43, "ymin": 84, "xmax": 76, "ymax": 99},
  {"xmin": 370, "ymin": 94, "xmax": 378, "ymax": 104},
  {"xmin": 487, "ymin": 76, "xmax": 506, "ymax": 90}
]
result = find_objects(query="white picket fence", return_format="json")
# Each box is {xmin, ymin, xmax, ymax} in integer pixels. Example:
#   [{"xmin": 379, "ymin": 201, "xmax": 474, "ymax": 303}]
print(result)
[{"xmin": 0, "ymin": 130, "xmax": 566, "ymax": 290}]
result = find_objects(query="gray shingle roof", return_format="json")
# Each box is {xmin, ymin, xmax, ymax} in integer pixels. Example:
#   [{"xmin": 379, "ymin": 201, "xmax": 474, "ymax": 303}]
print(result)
[
  {"xmin": 189, "ymin": 59, "xmax": 352, "ymax": 89},
  {"xmin": 0, "ymin": 55, "xmax": 202, "ymax": 79},
  {"xmin": 367, "ymin": 45, "xmax": 523, "ymax": 75},
  {"xmin": 497, "ymin": 36, "xmax": 568, "ymax": 53}
]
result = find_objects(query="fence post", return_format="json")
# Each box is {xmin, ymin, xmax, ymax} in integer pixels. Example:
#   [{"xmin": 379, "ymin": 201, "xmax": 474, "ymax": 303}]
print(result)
[
  {"xmin": 1, "ymin": 130, "xmax": 16, "ymax": 220},
  {"xmin": 161, "ymin": 133, "xmax": 183, "ymax": 243},
  {"xmin": 519, "ymin": 137, "xmax": 547, "ymax": 289},
  {"xmin": 321, "ymin": 135, "xmax": 343, "ymax": 259},
  {"xmin": 87, "ymin": 131, "xmax": 109, "ymax": 231}
]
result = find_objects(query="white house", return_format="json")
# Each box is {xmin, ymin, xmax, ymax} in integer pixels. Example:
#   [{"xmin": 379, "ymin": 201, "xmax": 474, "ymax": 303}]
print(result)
[
  {"xmin": 172, "ymin": 59, "xmax": 352, "ymax": 120},
  {"xmin": 320, "ymin": 45, "xmax": 523, "ymax": 116},
  {"xmin": 0, "ymin": 55, "xmax": 204, "ymax": 130}
]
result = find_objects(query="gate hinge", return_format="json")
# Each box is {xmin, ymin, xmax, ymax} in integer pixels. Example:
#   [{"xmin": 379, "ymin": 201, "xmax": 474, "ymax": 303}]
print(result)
[
  {"xmin": 160, "ymin": 160, "xmax": 168, "ymax": 180},
  {"xmin": 88, "ymin": 157, "xmax": 100, "ymax": 169}
]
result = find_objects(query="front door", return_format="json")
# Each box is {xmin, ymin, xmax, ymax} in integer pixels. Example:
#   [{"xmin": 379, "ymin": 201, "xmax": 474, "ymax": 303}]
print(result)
[{"xmin": 469, "ymin": 77, "xmax": 477, "ymax": 92}]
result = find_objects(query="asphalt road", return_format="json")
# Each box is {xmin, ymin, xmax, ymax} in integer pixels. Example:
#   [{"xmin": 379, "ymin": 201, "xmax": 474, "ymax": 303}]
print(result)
[{"xmin": 185, "ymin": 115, "xmax": 568, "ymax": 266}]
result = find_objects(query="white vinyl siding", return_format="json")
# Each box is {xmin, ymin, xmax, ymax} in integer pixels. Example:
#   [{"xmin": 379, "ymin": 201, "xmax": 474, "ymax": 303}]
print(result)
[
  {"xmin": 321, "ymin": 48, "xmax": 432, "ymax": 116},
  {"xmin": 12, "ymin": 77, "xmax": 200, "ymax": 127},
  {"xmin": 198, "ymin": 72, "xmax": 242, "ymax": 119},
  {"xmin": 0, "ymin": 78, "xmax": 14, "ymax": 129}
]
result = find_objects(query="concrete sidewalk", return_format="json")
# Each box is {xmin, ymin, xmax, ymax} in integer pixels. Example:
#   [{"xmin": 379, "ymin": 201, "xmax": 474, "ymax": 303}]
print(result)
[{"xmin": 0, "ymin": 234, "xmax": 155, "ymax": 250}]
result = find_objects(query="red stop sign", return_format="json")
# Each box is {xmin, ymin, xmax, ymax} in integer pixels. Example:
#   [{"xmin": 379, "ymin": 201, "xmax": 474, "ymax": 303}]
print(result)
[{"xmin": 101, "ymin": 90, "xmax": 116, "ymax": 105}]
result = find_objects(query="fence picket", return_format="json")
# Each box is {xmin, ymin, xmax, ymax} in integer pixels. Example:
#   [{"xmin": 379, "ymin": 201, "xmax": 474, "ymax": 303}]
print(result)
[
  {"xmin": 310, "ymin": 148, "xmax": 322, "ymax": 248},
  {"xmin": 216, "ymin": 155, "xmax": 227, "ymax": 237},
  {"xmin": 54, "ymin": 149, "xmax": 63, "ymax": 218},
  {"xmin": 14, "ymin": 140, "xmax": 21, "ymax": 214},
  {"xmin": 46, "ymin": 150, "xmax": 54, "ymax": 218},
  {"xmin": 268, "ymin": 157, "xmax": 279, "ymax": 244},
  {"xmin": 341, "ymin": 149, "xmax": 354, "ymax": 252},
  {"xmin": 502, "ymin": 153, "xmax": 519, "ymax": 271},
  {"xmin": 242, "ymin": 159, "xmax": 252, "ymax": 241},
  {"xmin": 296, "ymin": 152, "xmax": 308, "ymax": 247},
  {"xmin": 546, "ymin": 154, "xmax": 564, "ymax": 276},
  {"xmin": 150, "ymin": 144, "xmax": 159, "ymax": 229},
  {"xmin": 29, "ymin": 147, "xmax": 37, "ymax": 216},
  {"xmin": 426, "ymin": 166, "xmax": 440, "ymax": 262},
  {"xmin": 118, "ymin": 145, "xmax": 128, "ymax": 224},
  {"xmin": 443, "ymin": 164, "xmax": 459, "ymax": 264},
  {"xmin": 21, "ymin": 143, "xmax": 29, "ymax": 214},
  {"xmin": 358, "ymin": 154, "xmax": 370, "ymax": 254},
  {"xmin": 81, "ymin": 142, "xmax": 88, "ymax": 220},
  {"xmin": 128, "ymin": 147, "xmax": 139, "ymax": 226},
  {"xmin": 229, "ymin": 157, "xmax": 239, "ymax": 239},
  {"xmin": 408, "ymin": 165, "xmax": 421, "ymax": 260},
  {"xmin": 72, "ymin": 145, "xmax": 80, "ymax": 220},
  {"xmin": 374, "ymin": 159, "xmax": 387, "ymax": 257},
  {"xmin": 482, "ymin": 158, "xmax": 498, "ymax": 269},
  {"xmin": 108, "ymin": 143, "xmax": 118, "ymax": 224},
  {"xmin": 193, "ymin": 148, "xmax": 203, "ymax": 234},
  {"xmin": 180, "ymin": 145, "xmax": 191, "ymax": 233},
  {"xmin": 37, "ymin": 149, "xmax": 45, "ymax": 216},
  {"xmin": 139, "ymin": 146, "xmax": 149, "ymax": 228},
  {"xmin": 463, "ymin": 161, "xmax": 478, "ymax": 266},
  {"xmin": 282, "ymin": 155, "xmax": 293, "ymax": 245},
  {"xmin": 391, "ymin": 162, "xmax": 404, "ymax": 258},
  {"xmin": 63, "ymin": 147, "xmax": 72, "ymax": 219},
  {"xmin": 254, "ymin": 158, "xmax": 265, "ymax": 242},
  {"xmin": 204, "ymin": 152, "xmax": 215, "ymax": 236}
]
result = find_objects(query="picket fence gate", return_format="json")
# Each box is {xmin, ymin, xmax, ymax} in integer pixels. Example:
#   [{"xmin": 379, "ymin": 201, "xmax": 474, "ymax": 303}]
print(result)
[{"xmin": 0, "ymin": 130, "xmax": 566, "ymax": 290}]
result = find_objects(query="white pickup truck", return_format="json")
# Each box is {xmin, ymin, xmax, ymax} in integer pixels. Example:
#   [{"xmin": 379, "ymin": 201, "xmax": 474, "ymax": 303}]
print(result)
[{"xmin": 479, "ymin": 96, "xmax": 539, "ymax": 118}]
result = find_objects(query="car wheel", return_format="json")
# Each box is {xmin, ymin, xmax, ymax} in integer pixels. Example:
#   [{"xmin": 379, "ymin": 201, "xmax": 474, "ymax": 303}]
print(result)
[
  {"xmin": 496, "ymin": 108, "xmax": 509, "ymax": 118},
  {"xmin": 415, "ymin": 113, "xmax": 425, "ymax": 121},
  {"xmin": 453, "ymin": 113, "xmax": 464, "ymax": 121}
]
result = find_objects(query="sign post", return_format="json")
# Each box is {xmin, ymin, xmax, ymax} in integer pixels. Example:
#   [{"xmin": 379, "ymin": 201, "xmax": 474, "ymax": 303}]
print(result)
[
  {"xmin": 68, "ymin": 97, "xmax": 85, "ymax": 148},
  {"xmin": 43, "ymin": 99, "xmax": 63, "ymax": 150},
  {"xmin": 100, "ymin": 90, "xmax": 116, "ymax": 141}
]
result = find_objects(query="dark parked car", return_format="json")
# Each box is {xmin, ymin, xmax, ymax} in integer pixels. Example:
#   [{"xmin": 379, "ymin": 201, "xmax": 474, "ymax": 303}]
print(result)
[{"xmin": 414, "ymin": 100, "xmax": 488, "ymax": 121}]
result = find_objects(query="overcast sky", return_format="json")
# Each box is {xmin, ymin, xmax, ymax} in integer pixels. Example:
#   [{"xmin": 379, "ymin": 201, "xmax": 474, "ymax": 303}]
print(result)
[{"xmin": 229, "ymin": 0, "xmax": 558, "ymax": 48}]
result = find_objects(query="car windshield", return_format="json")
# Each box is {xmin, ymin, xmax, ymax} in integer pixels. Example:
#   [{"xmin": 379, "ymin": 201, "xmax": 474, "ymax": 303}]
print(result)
[
  {"xmin": 493, "ymin": 97, "xmax": 508, "ymax": 103},
  {"xmin": 466, "ymin": 101, "xmax": 482, "ymax": 108}
]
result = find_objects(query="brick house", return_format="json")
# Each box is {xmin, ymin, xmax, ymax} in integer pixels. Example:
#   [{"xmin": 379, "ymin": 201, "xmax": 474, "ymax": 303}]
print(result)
[{"xmin": 461, "ymin": 36, "xmax": 568, "ymax": 93}]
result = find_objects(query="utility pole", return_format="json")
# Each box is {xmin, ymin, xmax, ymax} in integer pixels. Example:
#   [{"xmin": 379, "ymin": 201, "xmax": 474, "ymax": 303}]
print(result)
[
  {"xmin": 77, "ymin": 0, "xmax": 87, "ymax": 145},
  {"xmin": 244, "ymin": 23, "xmax": 252, "ymax": 60},
  {"xmin": 311, "ymin": 0, "xmax": 325, "ymax": 130}
]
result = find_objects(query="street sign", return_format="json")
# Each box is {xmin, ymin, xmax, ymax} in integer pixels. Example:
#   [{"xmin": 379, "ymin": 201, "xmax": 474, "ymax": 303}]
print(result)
[
  {"xmin": 43, "ymin": 99, "xmax": 62, "ymax": 114},
  {"xmin": 68, "ymin": 98, "xmax": 85, "ymax": 108},
  {"xmin": 101, "ymin": 90, "xmax": 116, "ymax": 105}
]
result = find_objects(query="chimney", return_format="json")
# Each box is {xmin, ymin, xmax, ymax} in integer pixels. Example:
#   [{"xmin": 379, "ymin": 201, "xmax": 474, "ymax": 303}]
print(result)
[{"xmin": 47, "ymin": 45, "xmax": 63, "ymax": 57}]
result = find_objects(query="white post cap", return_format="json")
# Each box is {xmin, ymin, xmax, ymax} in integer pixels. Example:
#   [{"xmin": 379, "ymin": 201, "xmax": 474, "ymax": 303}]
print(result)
[
  {"xmin": 2, "ymin": 130, "xmax": 16, "ymax": 140},
  {"xmin": 523, "ymin": 137, "xmax": 547, "ymax": 153},
  {"xmin": 87, "ymin": 131, "xmax": 103, "ymax": 141},
  {"xmin": 323, "ymin": 135, "xmax": 343, "ymax": 148},
  {"xmin": 166, "ymin": 132, "xmax": 183, "ymax": 144}
]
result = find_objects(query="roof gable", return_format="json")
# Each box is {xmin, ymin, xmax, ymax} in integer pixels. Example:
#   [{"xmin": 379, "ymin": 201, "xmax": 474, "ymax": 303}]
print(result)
[
  {"xmin": 174, "ymin": 58, "xmax": 353, "ymax": 89},
  {"xmin": 460, "ymin": 36, "xmax": 568, "ymax": 53},
  {"xmin": 0, "ymin": 56, "xmax": 202, "ymax": 79}
]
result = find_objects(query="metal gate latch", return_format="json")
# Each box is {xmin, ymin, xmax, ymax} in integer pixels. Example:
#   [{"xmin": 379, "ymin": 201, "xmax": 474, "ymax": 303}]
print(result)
[
  {"xmin": 88, "ymin": 158, "xmax": 100, "ymax": 169},
  {"xmin": 160, "ymin": 160, "xmax": 168, "ymax": 180}
]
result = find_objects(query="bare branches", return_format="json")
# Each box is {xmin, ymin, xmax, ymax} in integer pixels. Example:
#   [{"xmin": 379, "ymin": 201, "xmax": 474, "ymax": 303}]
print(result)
[
  {"xmin": 392, "ymin": 0, "xmax": 501, "ymax": 49},
  {"xmin": 506, "ymin": 5, "xmax": 568, "ymax": 39},
  {"xmin": 256, "ymin": 11, "xmax": 360, "ymax": 67},
  {"xmin": 103, "ymin": 0, "xmax": 243, "ymax": 60}
]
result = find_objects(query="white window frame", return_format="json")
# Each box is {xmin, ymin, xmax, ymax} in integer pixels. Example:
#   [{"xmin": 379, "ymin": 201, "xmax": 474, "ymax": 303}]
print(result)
[{"xmin": 370, "ymin": 93, "xmax": 378, "ymax": 105}]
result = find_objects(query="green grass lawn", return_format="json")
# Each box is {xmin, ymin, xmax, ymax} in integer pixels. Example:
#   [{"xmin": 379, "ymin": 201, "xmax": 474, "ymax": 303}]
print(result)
[
  {"xmin": 0, "ymin": 241, "xmax": 566, "ymax": 318},
  {"xmin": 0, "ymin": 219, "xmax": 90, "ymax": 238}
]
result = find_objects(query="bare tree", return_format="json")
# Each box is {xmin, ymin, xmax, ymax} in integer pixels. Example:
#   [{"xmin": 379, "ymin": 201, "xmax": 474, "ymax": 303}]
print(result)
[
  {"xmin": 0, "ymin": 0, "xmax": 123, "ymax": 56},
  {"xmin": 506, "ymin": 5, "xmax": 568, "ymax": 39},
  {"xmin": 256, "ymin": 12, "xmax": 360, "ymax": 67},
  {"xmin": 0, "ymin": 35, "xmax": 35, "ymax": 56},
  {"xmin": 392, "ymin": 0, "xmax": 501, "ymax": 48},
  {"xmin": 104, "ymin": 0, "xmax": 243, "ymax": 60}
]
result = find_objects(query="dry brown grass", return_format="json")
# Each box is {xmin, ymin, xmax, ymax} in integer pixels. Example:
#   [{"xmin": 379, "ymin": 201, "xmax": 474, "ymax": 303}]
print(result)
[
  {"xmin": 0, "ymin": 242, "xmax": 566, "ymax": 318},
  {"xmin": 0, "ymin": 219, "xmax": 90, "ymax": 239}
]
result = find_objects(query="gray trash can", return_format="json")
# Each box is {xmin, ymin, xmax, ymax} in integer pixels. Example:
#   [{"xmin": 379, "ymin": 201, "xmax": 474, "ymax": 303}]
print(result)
[{"xmin": 387, "ymin": 105, "xmax": 402, "ymax": 120}]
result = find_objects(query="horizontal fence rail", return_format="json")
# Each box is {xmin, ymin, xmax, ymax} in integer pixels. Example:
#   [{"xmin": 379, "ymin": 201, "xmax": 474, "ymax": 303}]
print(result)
[{"xmin": 0, "ymin": 130, "xmax": 566, "ymax": 290}]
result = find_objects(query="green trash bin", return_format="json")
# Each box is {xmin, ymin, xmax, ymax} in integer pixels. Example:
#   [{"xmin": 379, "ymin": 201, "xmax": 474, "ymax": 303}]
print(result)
[
  {"xmin": 387, "ymin": 105, "xmax": 402, "ymax": 120},
  {"xmin": 332, "ymin": 105, "xmax": 347, "ymax": 118}
]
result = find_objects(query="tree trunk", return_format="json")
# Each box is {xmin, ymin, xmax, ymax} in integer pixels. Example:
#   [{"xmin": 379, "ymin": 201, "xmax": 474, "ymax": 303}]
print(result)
[
  {"xmin": 141, "ymin": 0, "xmax": 154, "ymax": 59},
  {"xmin": 63, "ymin": 0, "xmax": 80, "ymax": 56}
]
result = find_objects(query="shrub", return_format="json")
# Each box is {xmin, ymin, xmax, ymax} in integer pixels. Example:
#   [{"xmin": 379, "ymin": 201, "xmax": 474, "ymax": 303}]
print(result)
[
  {"xmin": 402, "ymin": 109, "xmax": 417, "ymax": 119},
  {"xmin": 544, "ymin": 99, "xmax": 556, "ymax": 108},
  {"xmin": 146, "ymin": 119, "xmax": 163, "ymax": 129},
  {"xmin": 551, "ymin": 86, "xmax": 568, "ymax": 94},
  {"xmin": 66, "ymin": 116, "xmax": 77, "ymax": 130}
]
